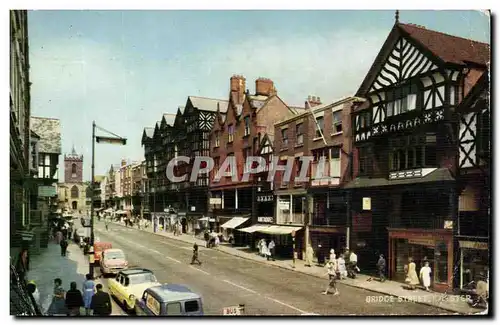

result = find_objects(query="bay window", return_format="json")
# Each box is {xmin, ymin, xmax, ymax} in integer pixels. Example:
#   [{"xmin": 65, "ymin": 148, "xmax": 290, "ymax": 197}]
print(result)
[
  {"xmin": 386, "ymin": 83, "xmax": 418, "ymax": 117},
  {"xmin": 389, "ymin": 134, "xmax": 438, "ymax": 171}
]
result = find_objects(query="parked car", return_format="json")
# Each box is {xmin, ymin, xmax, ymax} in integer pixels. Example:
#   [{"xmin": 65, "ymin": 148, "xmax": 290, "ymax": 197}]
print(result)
[
  {"xmin": 108, "ymin": 268, "xmax": 161, "ymax": 312},
  {"xmin": 74, "ymin": 227, "xmax": 90, "ymax": 247},
  {"xmin": 100, "ymin": 248, "xmax": 128, "ymax": 275},
  {"xmin": 135, "ymin": 284, "xmax": 204, "ymax": 316}
]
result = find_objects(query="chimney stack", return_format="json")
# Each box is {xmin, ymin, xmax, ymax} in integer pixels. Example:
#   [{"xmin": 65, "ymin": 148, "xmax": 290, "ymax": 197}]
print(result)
[
  {"xmin": 255, "ymin": 77, "xmax": 275, "ymax": 96},
  {"xmin": 305, "ymin": 95, "xmax": 322, "ymax": 109},
  {"xmin": 230, "ymin": 75, "xmax": 246, "ymax": 104}
]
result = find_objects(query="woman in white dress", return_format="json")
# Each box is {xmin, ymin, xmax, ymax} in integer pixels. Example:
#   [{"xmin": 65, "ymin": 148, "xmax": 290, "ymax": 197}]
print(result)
[{"xmin": 419, "ymin": 261, "xmax": 432, "ymax": 291}]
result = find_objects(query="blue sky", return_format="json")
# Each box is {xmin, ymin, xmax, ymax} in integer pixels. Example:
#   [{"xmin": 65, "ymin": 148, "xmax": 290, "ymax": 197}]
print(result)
[{"xmin": 27, "ymin": 10, "xmax": 490, "ymax": 181}]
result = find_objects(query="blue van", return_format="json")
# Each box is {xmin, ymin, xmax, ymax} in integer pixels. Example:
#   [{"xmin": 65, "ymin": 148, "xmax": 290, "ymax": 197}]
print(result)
[{"xmin": 135, "ymin": 284, "xmax": 204, "ymax": 316}]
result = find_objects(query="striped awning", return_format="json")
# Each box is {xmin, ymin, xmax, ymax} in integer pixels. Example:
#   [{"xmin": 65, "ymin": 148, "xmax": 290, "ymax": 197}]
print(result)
[{"xmin": 221, "ymin": 217, "xmax": 249, "ymax": 229}]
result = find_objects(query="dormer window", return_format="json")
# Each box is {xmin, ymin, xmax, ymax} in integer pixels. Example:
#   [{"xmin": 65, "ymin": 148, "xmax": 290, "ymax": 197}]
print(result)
[
  {"xmin": 228, "ymin": 124, "xmax": 234, "ymax": 143},
  {"xmin": 386, "ymin": 83, "xmax": 418, "ymax": 117},
  {"xmin": 244, "ymin": 116, "xmax": 251, "ymax": 136}
]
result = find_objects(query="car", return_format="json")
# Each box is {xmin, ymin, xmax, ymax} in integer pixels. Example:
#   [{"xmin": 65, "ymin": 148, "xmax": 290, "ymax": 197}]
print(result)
[
  {"xmin": 93, "ymin": 241, "xmax": 112, "ymax": 265},
  {"xmin": 135, "ymin": 284, "xmax": 204, "ymax": 316},
  {"xmin": 108, "ymin": 268, "xmax": 161, "ymax": 312},
  {"xmin": 74, "ymin": 227, "xmax": 90, "ymax": 247},
  {"xmin": 100, "ymin": 248, "xmax": 128, "ymax": 275}
]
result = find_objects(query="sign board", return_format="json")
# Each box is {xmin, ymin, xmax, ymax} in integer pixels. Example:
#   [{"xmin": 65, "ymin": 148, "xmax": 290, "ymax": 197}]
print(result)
[
  {"xmin": 459, "ymin": 240, "xmax": 488, "ymax": 250},
  {"xmin": 222, "ymin": 306, "xmax": 243, "ymax": 316},
  {"xmin": 190, "ymin": 206, "xmax": 196, "ymax": 212},
  {"xmin": 408, "ymin": 238, "xmax": 435, "ymax": 247},
  {"xmin": 443, "ymin": 220, "xmax": 453, "ymax": 229},
  {"xmin": 257, "ymin": 216, "xmax": 274, "ymax": 223},
  {"xmin": 38, "ymin": 186, "xmax": 57, "ymax": 197},
  {"xmin": 362, "ymin": 197, "xmax": 371, "ymax": 211},
  {"xmin": 210, "ymin": 198, "xmax": 222, "ymax": 205},
  {"xmin": 278, "ymin": 200, "xmax": 290, "ymax": 210}
]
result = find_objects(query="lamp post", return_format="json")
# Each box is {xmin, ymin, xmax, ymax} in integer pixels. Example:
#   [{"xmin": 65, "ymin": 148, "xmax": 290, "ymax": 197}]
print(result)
[{"xmin": 89, "ymin": 121, "xmax": 127, "ymax": 278}]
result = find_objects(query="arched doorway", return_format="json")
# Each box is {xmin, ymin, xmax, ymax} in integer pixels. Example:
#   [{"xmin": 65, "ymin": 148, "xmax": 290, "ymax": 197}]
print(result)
[
  {"xmin": 72, "ymin": 201, "xmax": 78, "ymax": 210},
  {"xmin": 181, "ymin": 218, "xmax": 187, "ymax": 234}
]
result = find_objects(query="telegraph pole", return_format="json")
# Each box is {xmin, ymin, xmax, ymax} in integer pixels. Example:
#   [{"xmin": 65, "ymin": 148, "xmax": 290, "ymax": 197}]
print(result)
[{"xmin": 89, "ymin": 121, "xmax": 96, "ymax": 277}]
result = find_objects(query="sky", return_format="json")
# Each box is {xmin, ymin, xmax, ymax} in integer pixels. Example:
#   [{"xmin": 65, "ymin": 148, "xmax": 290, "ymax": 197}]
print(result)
[{"xmin": 27, "ymin": 10, "xmax": 490, "ymax": 181}]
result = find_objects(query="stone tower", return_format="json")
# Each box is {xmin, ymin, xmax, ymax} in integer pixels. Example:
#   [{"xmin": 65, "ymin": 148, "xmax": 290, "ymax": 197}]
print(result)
[{"xmin": 64, "ymin": 145, "xmax": 83, "ymax": 183}]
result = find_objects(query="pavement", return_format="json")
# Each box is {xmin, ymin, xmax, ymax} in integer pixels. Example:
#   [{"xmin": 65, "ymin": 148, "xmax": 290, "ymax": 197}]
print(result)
[
  {"xmin": 27, "ymin": 236, "xmax": 126, "ymax": 316},
  {"xmin": 106, "ymin": 220, "xmax": 483, "ymax": 315},
  {"xmin": 94, "ymin": 221, "xmax": 465, "ymax": 316}
]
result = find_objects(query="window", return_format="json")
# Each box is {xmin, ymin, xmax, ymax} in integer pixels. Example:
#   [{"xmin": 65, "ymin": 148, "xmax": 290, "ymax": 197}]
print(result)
[
  {"xmin": 358, "ymin": 146, "xmax": 372, "ymax": 176},
  {"xmin": 146, "ymin": 294, "xmax": 161, "ymax": 315},
  {"xmin": 166, "ymin": 302, "xmax": 182, "ymax": 315},
  {"xmin": 332, "ymin": 111, "xmax": 342, "ymax": 133},
  {"xmin": 389, "ymin": 134, "xmax": 438, "ymax": 171},
  {"xmin": 295, "ymin": 158, "xmax": 302, "ymax": 177},
  {"xmin": 71, "ymin": 185, "xmax": 79, "ymax": 198},
  {"xmin": 358, "ymin": 111, "xmax": 371, "ymax": 129},
  {"xmin": 244, "ymin": 115, "xmax": 251, "ymax": 136},
  {"xmin": 214, "ymin": 131, "xmax": 220, "ymax": 147},
  {"xmin": 296, "ymin": 123, "xmax": 304, "ymax": 145},
  {"xmin": 184, "ymin": 300, "xmax": 199, "ymax": 313},
  {"xmin": 71, "ymin": 163, "xmax": 77, "ymax": 177},
  {"xmin": 386, "ymin": 83, "xmax": 418, "ymax": 117},
  {"xmin": 243, "ymin": 148, "xmax": 252, "ymax": 173},
  {"xmin": 213, "ymin": 157, "xmax": 220, "ymax": 172},
  {"xmin": 228, "ymin": 124, "xmax": 234, "ymax": 143},
  {"xmin": 281, "ymin": 128, "xmax": 288, "ymax": 147},
  {"xmin": 312, "ymin": 148, "xmax": 329, "ymax": 162},
  {"xmin": 315, "ymin": 116, "xmax": 324, "ymax": 138}
]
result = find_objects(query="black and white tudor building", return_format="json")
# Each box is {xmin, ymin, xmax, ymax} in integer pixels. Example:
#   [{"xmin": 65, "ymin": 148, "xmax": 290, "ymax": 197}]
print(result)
[{"xmin": 346, "ymin": 22, "xmax": 490, "ymax": 291}]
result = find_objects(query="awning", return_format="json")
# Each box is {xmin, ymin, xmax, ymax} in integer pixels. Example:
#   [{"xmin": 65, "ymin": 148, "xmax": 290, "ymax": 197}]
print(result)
[
  {"xmin": 238, "ymin": 224, "xmax": 272, "ymax": 233},
  {"xmin": 258, "ymin": 225, "xmax": 303, "ymax": 235},
  {"xmin": 221, "ymin": 217, "xmax": 249, "ymax": 229},
  {"xmin": 115, "ymin": 210, "xmax": 127, "ymax": 215}
]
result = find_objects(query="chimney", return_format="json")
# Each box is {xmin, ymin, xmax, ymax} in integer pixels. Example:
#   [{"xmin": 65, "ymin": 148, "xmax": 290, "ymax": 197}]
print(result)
[
  {"xmin": 255, "ymin": 77, "xmax": 275, "ymax": 96},
  {"xmin": 304, "ymin": 95, "xmax": 322, "ymax": 109},
  {"xmin": 230, "ymin": 75, "xmax": 246, "ymax": 104}
]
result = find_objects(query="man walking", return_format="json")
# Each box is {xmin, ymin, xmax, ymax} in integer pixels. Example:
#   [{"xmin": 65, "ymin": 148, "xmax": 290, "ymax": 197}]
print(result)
[
  {"xmin": 90, "ymin": 284, "xmax": 112, "ymax": 316},
  {"xmin": 190, "ymin": 243, "xmax": 202, "ymax": 265},
  {"xmin": 60, "ymin": 237, "xmax": 69, "ymax": 257},
  {"xmin": 268, "ymin": 239, "xmax": 276, "ymax": 261},
  {"xmin": 322, "ymin": 260, "xmax": 339, "ymax": 295},
  {"xmin": 377, "ymin": 254, "xmax": 386, "ymax": 282}
]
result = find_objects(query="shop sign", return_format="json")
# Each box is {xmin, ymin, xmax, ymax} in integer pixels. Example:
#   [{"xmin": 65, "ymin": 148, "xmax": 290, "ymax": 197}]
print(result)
[
  {"xmin": 190, "ymin": 206, "xmax": 196, "ymax": 212},
  {"xmin": 362, "ymin": 197, "xmax": 371, "ymax": 211},
  {"xmin": 459, "ymin": 241, "xmax": 488, "ymax": 250},
  {"xmin": 408, "ymin": 238, "xmax": 435, "ymax": 247},
  {"xmin": 38, "ymin": 186, "xmax": 56, "ymax": 197},
  {"xmin": 178, "ymin": 212, "xmax": 186, "ymax": 217},
  {"xmin": 257, "ymin": 216, "xmax": 274, "ymax": 223},
  {"xmin": 257, "ymin": 195, "xmax": 274, "ymax": 202},
  {"xmin": 443, "ymin": 220, "xmax": 453, "ymax": 229},
  {"xmin": 210, "ymin": 198, "xmax": 222, "ymax": 205}
]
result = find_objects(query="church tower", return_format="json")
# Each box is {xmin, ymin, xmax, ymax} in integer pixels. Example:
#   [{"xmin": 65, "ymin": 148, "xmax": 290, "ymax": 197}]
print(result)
[{"xmin": 64, "ymin": 145, "xmax": 83, "ymax": 183}]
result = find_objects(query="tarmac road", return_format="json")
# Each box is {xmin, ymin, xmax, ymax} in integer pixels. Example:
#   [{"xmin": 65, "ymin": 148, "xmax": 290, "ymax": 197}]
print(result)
[{"xmin": 94, "ymin": 222, "xmax": 452, "ymax": 316}]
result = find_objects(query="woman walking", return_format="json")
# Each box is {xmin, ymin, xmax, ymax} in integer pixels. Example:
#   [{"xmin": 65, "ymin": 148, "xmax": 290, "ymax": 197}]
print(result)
[
  {"xmin": 82, "ymin": 274, "xmax": 95, "ymax": 315},
  {"xmin": 65, "ymin": 281, "xmax": 84, "ymax": 316},
  {"xmin": 322, "ymin": 260, "xmax": 339, "ymax": 295},
  {"xmin": 47, "ymin": 278, "xmax": 66, "ymax": 315},
  {"xmin": 405, "ymin": 257, "xmax": 419, "ymax": 290},
  {"xmin": 419, "ymin": 261, "xmax": 432, "ymax": 291}
]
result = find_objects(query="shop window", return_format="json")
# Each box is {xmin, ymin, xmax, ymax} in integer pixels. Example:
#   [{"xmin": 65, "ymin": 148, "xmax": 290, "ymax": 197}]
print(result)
[
  {"xmin": 461, "ymin": 249, "xmax": 489, "ymax": 287},
  {"xmin": 435, "ymin": 241, "xmax": 448, "ymax": 284}
]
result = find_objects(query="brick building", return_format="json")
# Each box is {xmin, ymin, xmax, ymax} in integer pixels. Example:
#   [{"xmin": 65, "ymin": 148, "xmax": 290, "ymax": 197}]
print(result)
[{"xmin": 209, "ymin": 75, "xmax": 296, "ymax": 234}]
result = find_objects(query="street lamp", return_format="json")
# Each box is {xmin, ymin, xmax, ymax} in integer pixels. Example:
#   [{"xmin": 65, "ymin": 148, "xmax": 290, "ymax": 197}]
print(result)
[{"xmin": 90, "ymin": 121, "xmax": 127, "ymax": 277}]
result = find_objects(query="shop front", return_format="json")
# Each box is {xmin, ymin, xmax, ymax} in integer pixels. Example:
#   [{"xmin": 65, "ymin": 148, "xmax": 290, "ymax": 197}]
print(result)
[
  {"xmin": 388, "ymin": 228, "xmax": 453, "ymax": 292},
  {"xmin": 459, "ymin": 239, "xmax": 489, "ymax": 288}
]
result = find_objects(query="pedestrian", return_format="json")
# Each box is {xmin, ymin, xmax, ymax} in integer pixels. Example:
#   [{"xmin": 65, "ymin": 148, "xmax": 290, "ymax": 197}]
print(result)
[
  {"xmin": 262, "ymin": 240, "xmax": 270, "ymax": 259},
  {"xmin": 60, "ymin": 237, "xmax": 69, "ymax": 257},
  {"xmin": 105, "ymin": 218, "xmax": 109, "ymax": 231},
  {"xmin": 258, "ymin": 239, "xmax": 264, "ymax": 257},
  {"xmin": 322, "ymin": 260, "xmax": 339, "ymax": 295},
  {"xmin": 90, "ymin": 284, "xmax": 112, "ymax": 316},
  {"xmin": 65, "ymin": 281, "xmax": 84, "ymax": 316},
  {"xmin": 204, "ymin": 231, "xmax": 210, "ymax": 248},
  {"xmin": 405, "ymin": 257, "xmax": 419, "ymax": 290},
  {"xmin": 377, "ymin": 254, "xmax": 386, "ymax": 282},
  {"xmin": 305, "ymin": 245, "xmax": 314, "ymax": 267},
  {"xmin": 15, "ymin": 248, "xmax": 30, "ymax": 286},
  {"xmin": 214, "ymin": 234, "xmax": 220, "ymax": 247},
  {"xmin": 82, "ymin": 273, "xmax": 95, "ymax": 315},
  {"xmin": 348, "ymin": 250, "xmax": 358, "ymax": 278},
  {"xmin": 419, "ymin": 261, "xmax": 432, "ymax": 291},
  {"xmin": 268, "ymin": 239, "xmax": 276, "ymax": 261},
  {"xmin": 26, "ymin": 280, "xmax": 42, "ymax": 315},
  {"xmin": 190, "ymin": 243, "xmax": 202, "ymax": 265},
  {"xmin": 55, "ymin": 230, "xmax": 63, "ymax": 244},
  {"xmin": 337, "ymin": 254, "xmax": 347, "ymax": 279},
  {"xmin": 47, "ymin": 278, "xmax": 67, "ymax": 316},
  {"xmin": 317, "ymin": 242, "xmax": 324, "ymax": 265},
  {"xmin": 329, "ymin": 248, "xmax": 336, "ymax": 262}
]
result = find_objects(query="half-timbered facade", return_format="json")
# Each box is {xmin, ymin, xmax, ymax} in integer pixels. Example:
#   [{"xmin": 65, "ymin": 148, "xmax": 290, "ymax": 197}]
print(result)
[
  {"xmin": 346, "ymin": 22, "xmax": 489, "ymax": 290},
  {"xmin": 141, "ymin": 127, "xmax": 154, "ymax": 217},
  {"xmin": 456, "ymin": 71, "xmax": 490, "ymax": 289}
]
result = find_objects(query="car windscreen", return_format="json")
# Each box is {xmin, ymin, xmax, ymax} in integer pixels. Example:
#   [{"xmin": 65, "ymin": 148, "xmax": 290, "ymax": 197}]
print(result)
[
  {"xmin": 128, "ymin": 273, "xmax": 157, "ymax": 285},
  {"xmin": 105, "ymin": 251, "xmax": 125, "ymax": 259}
]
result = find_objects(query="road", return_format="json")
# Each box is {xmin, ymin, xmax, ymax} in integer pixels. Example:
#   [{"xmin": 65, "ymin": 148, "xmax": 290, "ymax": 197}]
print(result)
[{"xmin": 94, "ymin": 222, "xmax": 451, "ymax": 316}]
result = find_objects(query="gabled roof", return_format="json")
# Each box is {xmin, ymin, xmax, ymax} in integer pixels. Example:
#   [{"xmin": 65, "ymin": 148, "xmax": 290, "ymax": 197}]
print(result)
[
  {"xmin": 259, "ymin": 133, "xmax": 274, "ymax": 154},
  {"xmin": 456, "ymin": 70, "xmax": 489, "ymax": 114},
  {"xmin": 153, "ymin": 121, "xmax": 161, "ymax": 138},
  {"xmin": 30, "ymin": 116, "xmax": 62, "ymax": 154},
  {"xmin": 162, "ymin": 113, "xmax": 176, "ymax": 127},
  {"xmin": 174, "ymin": 107, "xmax": 185, "ymax": 128},
  {"xmin": 399, "ymin": 23, "xmax": 490, "ymax": 66},
  {"xmin": 356, "ymin": 22, "xmax": 490, "ymax": 96},
  {"xmin": 141, "ymin": 127, "xmax": 154, "ymax": 145},
  {"xmin": 188, "ymin": 96, "xmax": 229, "ymax": 113}
]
